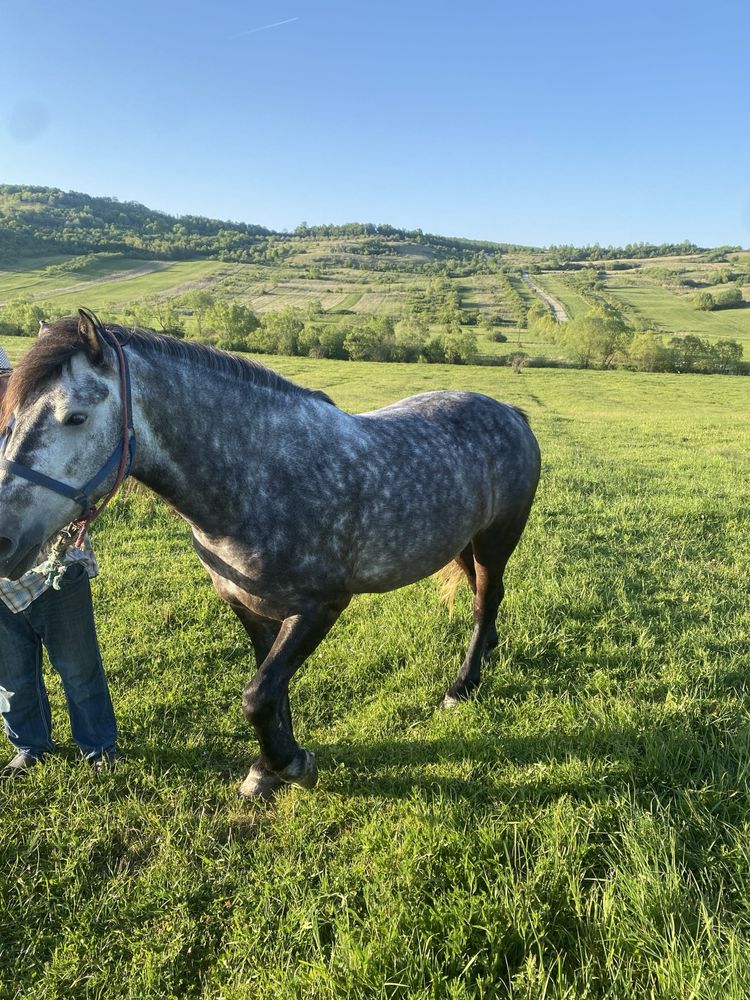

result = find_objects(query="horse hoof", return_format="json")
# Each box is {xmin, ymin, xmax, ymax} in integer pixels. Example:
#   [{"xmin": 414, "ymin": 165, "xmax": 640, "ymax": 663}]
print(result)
[
  {"xmin": 441, "ymin": 692, "xmax": 461, "ymax": 709},
  {"xmin": 276, "ymin": 749, "xmax": 318, "ymax": 790},
  {"xmin": 238, "ymin": 763, "xmax": 285, "ymax": 800}
]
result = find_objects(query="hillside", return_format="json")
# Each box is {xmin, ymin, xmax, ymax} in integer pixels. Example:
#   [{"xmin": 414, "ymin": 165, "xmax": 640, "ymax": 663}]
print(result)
[{"xmin": 1, "ymin": 185, "xmax": 749, "ymax": 368}]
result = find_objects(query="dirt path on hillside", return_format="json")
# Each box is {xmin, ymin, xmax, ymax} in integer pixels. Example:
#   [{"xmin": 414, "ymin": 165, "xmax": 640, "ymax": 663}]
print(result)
[{"xmin": 521, "ymin": 271, "xmax": 568, "ymax": 322}]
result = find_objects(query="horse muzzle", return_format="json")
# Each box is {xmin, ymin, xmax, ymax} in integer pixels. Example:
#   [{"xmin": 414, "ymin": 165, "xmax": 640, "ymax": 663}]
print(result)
[{"xmin": 0, "ymin": 529, "xmax": 44, "ymax": 580}]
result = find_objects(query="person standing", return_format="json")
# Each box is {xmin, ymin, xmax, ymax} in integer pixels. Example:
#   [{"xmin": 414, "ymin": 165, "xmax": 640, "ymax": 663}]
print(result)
[{"xmin": 0, "ymin": 358, "xmax": 120, "ymax": 777}]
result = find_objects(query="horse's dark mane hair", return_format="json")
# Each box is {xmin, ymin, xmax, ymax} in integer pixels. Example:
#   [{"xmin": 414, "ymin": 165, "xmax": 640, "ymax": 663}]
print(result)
[
  {"xmin": 0, "ymin": 317, "xmax": 335, "ymax": 427},
  {"xmin": 124, "ymin": 326, "xmax": 335, "ymax": 405}
]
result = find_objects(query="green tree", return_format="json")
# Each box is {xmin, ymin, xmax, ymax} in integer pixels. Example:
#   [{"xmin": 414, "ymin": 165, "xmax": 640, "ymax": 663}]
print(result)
[
  {"xmin": 714, "ymin": 285, "xmax": 743, "ymax": 309},
  {"xmin": 711, "ymin": 338, "xmax": 743, "ymax": 374},
  {"xmin": 258, "ymin": 307, "xmax": 304, "ymax": 355},
  {"xmin": 561, "ymin": 306, "xmax": 628, "ymax": 368},
  {"xmin": 394, "ymin": 315, "xmax": 429, "ymax": 361},
  {"xmin": 526, "ymin": 301, "xmax": 559, "ymax": 343},
  {"xmin": 668, "ymin": 335, "xmax": 712, "ymax": 373},
  {"xmin": 181, "ymin": 290, "xmax": 215, "ymax": 337},
  {"xmin": 142, "ymin": 297, "xmax": 185, "ymax": 337},
  {"xmin": 0, "ymin": 297, "xmax": 46, "ymax": 336},
  {"xmin": 439, "ymin": 324, "xmax": 477, "ymax": 364},
  {"xmin": 626, "ymin": 331, "xmax": 672, "ymax": 372},
  {"xmin": 693, "ymin": 291, "xmax": 715, "ymax": 311},
  {"xmin": 342, "ymin": 316, "xmax": 396, "ymax": 361},
  {"xmin": 316, "ymin": 324, "xmax": 348, "ymax": 360},
  {"xmin": 206, "ymin": 301, "xmax": 260, "ymax": 341}
]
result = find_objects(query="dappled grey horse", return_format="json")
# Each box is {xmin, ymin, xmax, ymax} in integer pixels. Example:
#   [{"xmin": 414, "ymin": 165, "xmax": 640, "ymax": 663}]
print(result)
[{"xmin": 0, "ymin": 311, "xmax": 540, "ymax": 797}]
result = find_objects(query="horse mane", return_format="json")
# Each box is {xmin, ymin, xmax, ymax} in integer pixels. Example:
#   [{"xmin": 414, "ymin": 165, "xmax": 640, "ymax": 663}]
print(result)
[{"xmin": 0, "ymin": 317, "xmax": 335, "ymax": 428}]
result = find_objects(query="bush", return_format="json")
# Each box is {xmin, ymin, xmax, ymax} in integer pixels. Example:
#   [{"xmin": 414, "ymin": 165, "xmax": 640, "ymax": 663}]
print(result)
[
  {"xmin": 626, "ymin": 332, "xmax": 672, "ymax": 372},
  {"xmin": 560, "ymin": 306, "xmax": 629, "ymax": 368},
  {"xmin": 0, "ymin": 297, "xmax": 46, "ymax": 335},
  {"xmin": 692, "ymin": 291, "xmax": 715, "ymax": 311},
  {"xmin": 714, "ymin": 285, "xmax": 743, "ymax": 309}
]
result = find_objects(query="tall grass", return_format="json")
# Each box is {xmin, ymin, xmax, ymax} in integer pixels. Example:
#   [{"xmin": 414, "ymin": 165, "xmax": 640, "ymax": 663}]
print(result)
[{"xmin": 1, "ymin": 360, "xmax": 749, "ymax": 998}]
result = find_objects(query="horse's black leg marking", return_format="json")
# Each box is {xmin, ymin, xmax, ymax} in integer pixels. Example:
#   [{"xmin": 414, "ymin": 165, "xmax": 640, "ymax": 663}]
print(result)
[
  {"xmin": 231, "ymin": 607, "xmax": 289, "ymax": 798},
  {"xmin": 240, "ymin": 604, "xmax": 345, "ymax": 792},
  {"xmin": 442, "ymin": 511, "xmax": 531, "ymax": 709}
]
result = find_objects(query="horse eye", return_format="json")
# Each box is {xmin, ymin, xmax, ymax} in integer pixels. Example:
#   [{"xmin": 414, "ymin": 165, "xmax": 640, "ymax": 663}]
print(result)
[{"xmin": 65, "ymin": 413, "xmax": 88, "ymax": 426}]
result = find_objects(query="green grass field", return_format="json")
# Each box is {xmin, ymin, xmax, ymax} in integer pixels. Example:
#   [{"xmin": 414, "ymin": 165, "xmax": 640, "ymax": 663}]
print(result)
[
  {"xmin": 605, "ymin": 276, "xmax": 750, "ymax": 347},
  {"xmin": 531, "ymin": 275, "xmax": 591, "ymax": 321},
  {"xmin": 4, "ymin": 246, "xmax": 750, "ymax": 370},
  {"xmin": 1, "ymin": 352, "xmax": 750, "ymax": 998}
]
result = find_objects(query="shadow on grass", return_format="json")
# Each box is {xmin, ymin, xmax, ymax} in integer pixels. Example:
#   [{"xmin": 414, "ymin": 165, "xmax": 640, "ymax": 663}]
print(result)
[{"xmin": 116, "ymin": 667, "xmax": 750, "ymax": 817}]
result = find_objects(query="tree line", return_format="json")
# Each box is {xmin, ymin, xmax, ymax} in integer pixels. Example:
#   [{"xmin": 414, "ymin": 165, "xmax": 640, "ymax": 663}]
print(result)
[
  {"xmin": 0, "ymin": 293, "xmax": 480, "ymax": 365},
  {"xmin": 526, "ymin": 303, "xmax": 745, "ymax": 374}
]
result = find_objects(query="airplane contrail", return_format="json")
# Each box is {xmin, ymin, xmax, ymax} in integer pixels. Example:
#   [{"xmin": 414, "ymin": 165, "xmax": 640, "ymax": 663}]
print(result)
[{"xmin": 233, "ymin": 17, "xmax": 299, "ymax": 38}]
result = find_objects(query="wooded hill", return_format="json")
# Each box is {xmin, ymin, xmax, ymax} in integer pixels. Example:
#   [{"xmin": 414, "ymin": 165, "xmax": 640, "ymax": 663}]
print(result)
[{"xmin": 0, "ymin": 185, "xmax": 708, "ymax": 266}]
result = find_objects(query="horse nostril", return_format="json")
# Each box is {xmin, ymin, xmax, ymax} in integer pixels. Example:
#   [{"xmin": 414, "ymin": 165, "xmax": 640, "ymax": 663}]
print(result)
[{"xmin": 0, "ymin": 536, "xmax": 17, "ymax": 562}]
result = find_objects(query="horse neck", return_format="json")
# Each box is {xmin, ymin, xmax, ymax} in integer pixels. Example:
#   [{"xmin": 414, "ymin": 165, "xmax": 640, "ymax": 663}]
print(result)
[{"xmin": 126, "ymin": 347, "xmax": 310, "ymax": 527}]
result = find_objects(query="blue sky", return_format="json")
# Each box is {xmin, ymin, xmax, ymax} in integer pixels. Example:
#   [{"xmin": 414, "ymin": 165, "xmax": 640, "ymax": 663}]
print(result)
[{"xmin": 1, "ymin": 0, "xmax": 749, "ymax": 248}]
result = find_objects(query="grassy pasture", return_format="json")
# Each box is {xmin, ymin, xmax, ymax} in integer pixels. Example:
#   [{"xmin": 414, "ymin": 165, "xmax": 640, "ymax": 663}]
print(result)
[
  {"xmin": 0, "ymin": 257, "xmax": 228, "ymax": 312},
  {"xmin": 0, "ymin": 255, "xmax": 169, "ymax": 301},
  {"xmin": 605, "ymin": 276, "xmax": 750, "ymax": 348},
  {"xmin": 530, "ymin": 275, "xmax": 591, "ymax": 321},
  {"xmin": 1, "ymin": 353, "xmax": 750, "ymax": 998}
]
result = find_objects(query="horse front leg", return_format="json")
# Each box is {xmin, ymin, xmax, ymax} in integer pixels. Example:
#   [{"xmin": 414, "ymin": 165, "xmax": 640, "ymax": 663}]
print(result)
[
  {"xmin": 231, "ymin": 606, "xmax": 285, "ymax": 799},
  {"xmin": 238, "ymin": 604, "xmax": 345, "ymax": 798}
]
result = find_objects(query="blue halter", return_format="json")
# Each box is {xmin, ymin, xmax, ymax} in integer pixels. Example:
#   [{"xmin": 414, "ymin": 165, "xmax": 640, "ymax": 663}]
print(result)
[{"xmin": 0, "ymin": 328, "xmax": 136, "ymax": 518}]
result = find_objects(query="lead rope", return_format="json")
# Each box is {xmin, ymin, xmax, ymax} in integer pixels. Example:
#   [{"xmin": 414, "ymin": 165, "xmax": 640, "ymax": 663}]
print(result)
[{"xmin": 32, "ymin": 524, "xmax": 81, "ymax": 590}]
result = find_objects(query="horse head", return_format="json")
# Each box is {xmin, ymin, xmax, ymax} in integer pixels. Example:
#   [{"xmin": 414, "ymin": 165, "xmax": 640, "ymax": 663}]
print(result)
[{"xmin": 0, "ymin": 309, "xmax": 128, "ymax": 578}]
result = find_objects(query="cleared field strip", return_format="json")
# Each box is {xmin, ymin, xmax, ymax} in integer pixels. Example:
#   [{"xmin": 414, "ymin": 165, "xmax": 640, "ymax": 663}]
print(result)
[
  {"xmin": 532, "ymin": 274, "xmax": 591, "ymax": 320},
  {"xmin": 0, "ymin": 256, "xmax": 170, "ymax": 302},
  {"xmin": 40, "ymin": 261, "xmax": 228, "ymax": 312},
  {"xmin": 459, "ymin": 276, "xmax": 508, "ymax": 316},
  {"xmin": 352, "ymin": 290, "xmax": 406, "ymax": 315},
  {"xmin": 0, "ymin": 258, "xmax": 227, "ymax": 311},
  {"xmin": 328, "ymin": 291, "xmax": 363, "ymax": 311},
  {"xmin": 606, "ymin": 278, "xmax": 750, "ymax": 347},
  {"xmin": 250, "ymin": 281, "xmax": 360, "ymax": 313}
]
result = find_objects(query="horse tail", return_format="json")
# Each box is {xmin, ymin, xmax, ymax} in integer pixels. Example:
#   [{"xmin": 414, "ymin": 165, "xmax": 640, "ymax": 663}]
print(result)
[{"xmin": 435, "ymin": 561, "xmax": 466, "ymax": 611}]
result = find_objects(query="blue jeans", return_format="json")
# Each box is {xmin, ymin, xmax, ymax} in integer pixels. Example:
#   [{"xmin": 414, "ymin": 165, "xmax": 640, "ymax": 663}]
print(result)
[{"xmin": 0, "ymin": 563, "xmax": 117, "ymax": 760}]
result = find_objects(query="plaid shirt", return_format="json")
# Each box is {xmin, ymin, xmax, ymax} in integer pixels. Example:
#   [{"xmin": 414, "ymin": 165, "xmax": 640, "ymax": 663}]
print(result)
[
  {"xmin": 0, "ymin": 345, "xmax": 11, "ymax": 372},
  {"xmin": 0, "ymin": 532, "xmax": 99, "ymax": 613}
]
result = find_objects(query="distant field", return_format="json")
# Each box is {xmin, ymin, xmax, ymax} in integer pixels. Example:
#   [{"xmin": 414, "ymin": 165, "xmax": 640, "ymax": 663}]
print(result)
[
  {"xmin": 605, "ymin": 275, "xmax": 750, "ymax": 347},
  {"xmin": 3, "ymin": 246, "xmax": 750, "ymax": 367},
  {"xmin": 0, "ymin": 255, "xmax": 168, "ymax": 301},
  {"xmin": 532, "ymin": 273, "xmax": 591, "ymax": 320},
  {"xmin": 0, "ymin": 334, "xmax": 33, "ymax": 364},
  {"xmin": 0, "ymin": 257, "xmax": 227, "ymax": 312},
  {"xmin": 1, "ymin": 355, "xmax": 749, "ymax": 998}
]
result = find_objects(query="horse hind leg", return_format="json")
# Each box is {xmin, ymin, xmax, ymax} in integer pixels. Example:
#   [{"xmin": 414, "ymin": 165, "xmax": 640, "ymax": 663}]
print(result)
[
  {"xmin": 453, "ymin": 542, "xmax": 499, "ymax": 654},
  {"xmin": 441, "ymin": 518, "xmax": 525, "ymax": 709}
]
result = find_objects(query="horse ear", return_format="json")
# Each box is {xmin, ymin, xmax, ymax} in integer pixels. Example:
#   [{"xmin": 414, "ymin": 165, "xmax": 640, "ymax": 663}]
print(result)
[{"xmin": 77, "ymin": 308, "xmax": 104, "ymax": 362}]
